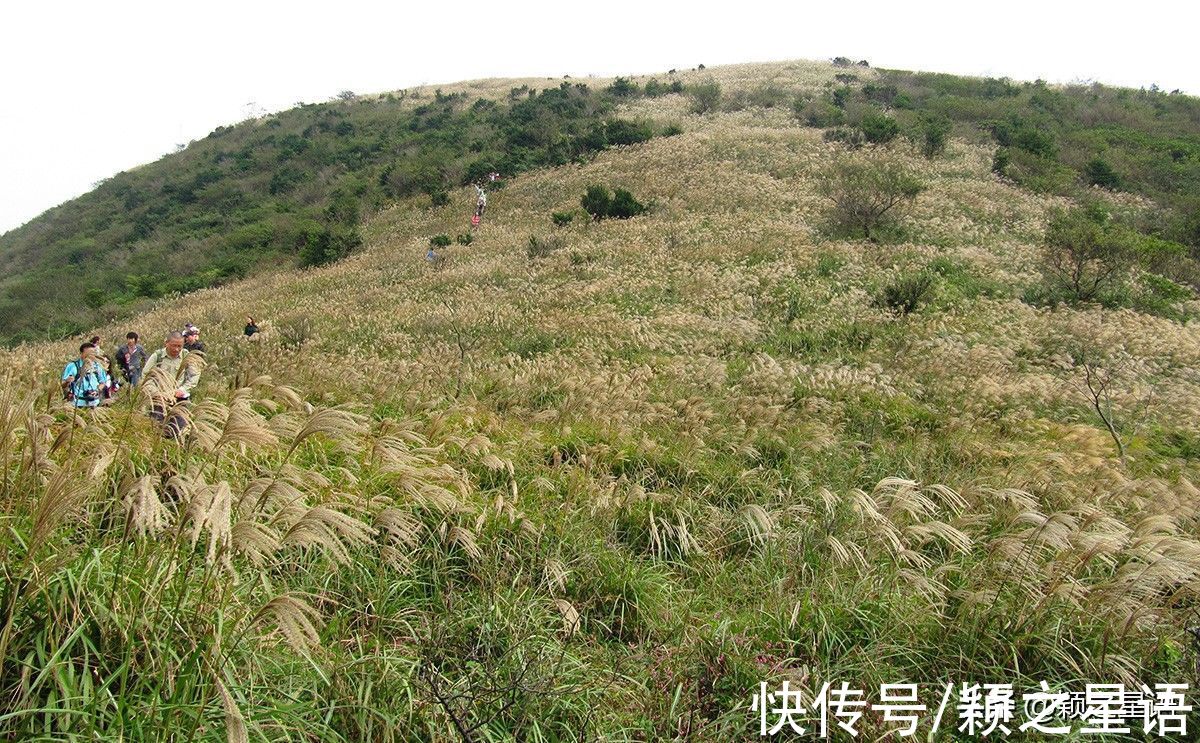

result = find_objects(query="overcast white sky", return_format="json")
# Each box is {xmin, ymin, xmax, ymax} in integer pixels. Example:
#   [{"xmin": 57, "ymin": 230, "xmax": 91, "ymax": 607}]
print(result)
[{"xmin": 1, "ymin": 0, "xmax": 1196, "ymax": 234}]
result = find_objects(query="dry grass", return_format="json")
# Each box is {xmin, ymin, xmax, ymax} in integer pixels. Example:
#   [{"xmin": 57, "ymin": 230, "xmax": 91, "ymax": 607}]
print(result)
[{"xmin": 3, "ymin": 58, "xmax": 1200, "ymax": 740}]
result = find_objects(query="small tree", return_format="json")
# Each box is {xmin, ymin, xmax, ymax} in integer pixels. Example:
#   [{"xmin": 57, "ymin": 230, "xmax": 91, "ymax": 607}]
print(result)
[
  {"xmin": 1040, "ymin": 207, "xmax": 1135, "ymax": 303},
  {"xmin": 817, "ymin": 152, "xmax": 926, "ymax": 241}
]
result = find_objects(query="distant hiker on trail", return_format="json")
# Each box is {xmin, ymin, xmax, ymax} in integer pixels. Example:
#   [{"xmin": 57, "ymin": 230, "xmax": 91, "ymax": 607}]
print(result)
[
  {"xmin": 114, "ymin": 331, "xmax": 147, "ymax": 387},
  {"xmin": 426, "ymin": 246, "xmax": 438, "ymax": 263},
  {"xmin": 244, "ymin": 316, "xmax": 259, "ymax": 338},
  {"xmin": 142, "ymin": 331, "xmax": 201, "ymax": 439},
  {"xmin": 61, "ymin": 343, "xmax": 111, "ymax": 409},
  {"xmin": 183, "ymin": 325, "xmax": 206, "ymax": 354},
  {"xmin": 474, "ymin": 184, "xmax": 487, "ymax": 218}
]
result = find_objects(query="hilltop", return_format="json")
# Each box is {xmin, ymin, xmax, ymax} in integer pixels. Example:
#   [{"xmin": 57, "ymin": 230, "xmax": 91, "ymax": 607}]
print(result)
[{"xmin": 3, "ymin": 60, "xmax": 1200, "ymax": 740}]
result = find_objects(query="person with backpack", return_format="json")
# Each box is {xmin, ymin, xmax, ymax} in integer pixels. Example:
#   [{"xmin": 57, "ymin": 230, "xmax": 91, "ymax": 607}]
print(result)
[
  {"xmin": 61, "ymin": 343, "xmax": 111, "ymax": 409},
  {"xmin": 474, "ymin": 183, "xmax": 487, "ymax": 219},
  {"xmin": 114, "ymin": 331, "xmax": 147, "ymax": 386},
  {"xmin": 183, "ymin": 325, "xmax": 206, "ymax": 354},
  {"xmin": 141, "ymin": 331, "xmax": 201, "ymax": 439},
  {"xmin": 89, "ymin": 334, "xmax": 120, "ymax": 400}
]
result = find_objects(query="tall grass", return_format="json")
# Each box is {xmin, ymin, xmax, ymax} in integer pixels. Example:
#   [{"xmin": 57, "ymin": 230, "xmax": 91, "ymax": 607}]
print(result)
[{"xmin": 3, "ymin": 59, "xmax": 1200, "ymax": 739}]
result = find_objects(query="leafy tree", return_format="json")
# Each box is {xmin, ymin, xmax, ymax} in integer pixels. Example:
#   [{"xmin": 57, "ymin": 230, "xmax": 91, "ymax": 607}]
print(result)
[
  {"xmin": 817, "ymin": 153, "xmax": 926, "ymax": 241},
  {"xmin": 1040, "ymin": 206, "xmax": 1136, "ymax": 302}
]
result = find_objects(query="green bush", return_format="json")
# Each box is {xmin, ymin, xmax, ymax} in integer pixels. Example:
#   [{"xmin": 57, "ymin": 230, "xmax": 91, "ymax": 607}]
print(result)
[
  {"xmin": 551, "ymin": 210, "xmax": 576, "ymax": 228},
  {"xmin": 581, "ymin": 185, "xmax": 611, "ymax": 220},
  {"xmin": 455, "ymin": 233, "xmax": 473, "ymax": 246},
  {"xmin": 606, "ymin": 77, "xmax": 640, "ymax": 98},
  {"xmin": 990, "ymin": 148, "xmax": 1010, "ymax": 177},
  {"xmin": 918, "ymin": 113, "xmax": 952, "ymax": 158},
  {"xmin": 1084, "ymin": 157, "xmax": 1123, "ymax": 189},
  {"xmin": 799, "ymin": 99, "xmax": 846, "ymax": 128},
  {"xmin": 609, "ymin": 189, "xmax": 646, "ymax": 220},
  {"xmin": 299, "ymin": 226, "xmax": 362, "ymax": 267},
  {"xmin": 429, "ymin": 234, "xmax": 452, "ymax": 248},
  {"xmin": 860, "ymin": 113, "xmax": 900, "ymax": 144},
  {"xmin": 687, "ymin": 79, "xmax": 722, "ymax": 114},
  {"xmin": 875, "ymin": 271, "xmax": 936, "ymax": 315},
  {"xmin": 605, "ymin": 119, "xmax": 654, "ymax": 146}
]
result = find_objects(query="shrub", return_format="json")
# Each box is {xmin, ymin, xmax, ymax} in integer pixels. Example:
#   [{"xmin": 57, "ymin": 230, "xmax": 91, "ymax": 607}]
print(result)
[
  {"xmin": 299, "ymin": 226, "xmax": 362, "ymax": 267},
  {"xmin": 687, "ymin": 79, "xmax": 722, "ymax": 114},
  {"xmin": 609, "ymin": 189, "xmax": 646, "ymax": 220},
  {"xmin": 428, "ymin": 189, "xmax": 450, "ymax": 208},
  {"xmin": 859, "ymin": 113, "xmax": 899, "ymax": 144},
  {"xmin": 875, "ymin": 272, "xmax": 936, "ymax": 315},
  {"xmin": 918, "ymin": 113, "xmax": 952, "ymax": 158},
  {"xmin": 581, "ymin": 185, "xmax": 645, "ymax": 221},
  {"xmin": 992, "ymin": 147, "xmax": 1011, "ymax": 176},
  {"xmin": 430, "ymin": 234, "xmax": 452, "ymax": 248},
  {"xmin": 552, "ymin": 211, "xmax": 576, "ymax": 228},
  {"xmin": 797, "ymin": 98, "xmax": 845, "ymax": 128},
  {"xmin": 581, "ymin": 185, "xmax": 611, "ymax": 220},
  {"xmin": 605, "ymin": 77, "xmax": 640, "ymax": 98},
  {"xmin": 605, "ymin": 119, "xmax": 654, "ymax": 146},
  {"xmin": 455, "ymin": 233, "xmax": 473, "ymax": 246},
  {"xmin": 816, "ymin": 152, "xmax": 926, "ymax": 241},
  {"xmin": 661, "ymin": 123, "xmax": 684, "ymax": 137},
  {"xmin": 1084, "ymin": 157, "xmax": 1123, "ymax": 190}
]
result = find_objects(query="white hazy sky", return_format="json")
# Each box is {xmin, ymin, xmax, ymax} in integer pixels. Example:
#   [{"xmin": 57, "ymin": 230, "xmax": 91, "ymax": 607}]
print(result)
[{"xmin": 1, "ymin": 0, "xmax": 1196, "ymax": 234}]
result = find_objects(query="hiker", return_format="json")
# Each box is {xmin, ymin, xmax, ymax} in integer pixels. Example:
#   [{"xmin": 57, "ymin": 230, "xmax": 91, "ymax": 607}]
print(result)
[
  {"xmin": 61, "ymin": 343, "xmax": 111, "ymax": 409},
  {"xmin": 426, "ymin": 247, "xmax": 438, "ymax": 263},
  {"xmin": 183, "ymin": 325, "xmax": 206, "ymax": 354},
  {"xmin": 244, "ymin": 316, "xmax": 259, "ymax": 338},
  {"xmin": 474, "ymin": 184, "xmax": 487, "ymax": 218},
  {"xmin": 141, "ymin": 331, "xmax": 201, "ymax": 439},
  {"xmin": 114, "ymin": 331, "xmax": 147, "ymax": 387},
  {"xmin": 88, "ymin": 335, "xmax": 120, "ymax": 400}
]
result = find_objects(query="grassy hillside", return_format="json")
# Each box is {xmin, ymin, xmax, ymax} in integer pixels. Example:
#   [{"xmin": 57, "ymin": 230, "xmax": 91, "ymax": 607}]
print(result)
[
  {"xmin": 4, "ymin": 60, "xmax": 1200, "ymax": 740},
  {"xmin": 0, "ymin": 75, "xmax": 673, "ymax": 345}
]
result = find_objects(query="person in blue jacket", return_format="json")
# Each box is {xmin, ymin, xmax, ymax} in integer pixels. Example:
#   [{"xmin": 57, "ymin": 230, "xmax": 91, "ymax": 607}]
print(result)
[{"xmin": 61, "ymin": 343, "xmax": 111, "ymax": 408}]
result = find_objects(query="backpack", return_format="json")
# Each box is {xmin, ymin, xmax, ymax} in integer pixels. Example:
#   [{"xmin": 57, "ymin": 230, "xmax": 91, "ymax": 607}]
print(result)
[{"xmin": 63, "ymin": 360, "xmax": 100, "ymax": 402}]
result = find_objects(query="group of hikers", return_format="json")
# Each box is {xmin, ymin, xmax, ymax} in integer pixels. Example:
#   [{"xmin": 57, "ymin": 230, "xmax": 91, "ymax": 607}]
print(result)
[
  {"xmin": 60, "ymin": 316, "xmax": 261, "ymax": 439},
  {"xmin": 427, "ymin": 176, "xmax": 499, "ymax": 264}
]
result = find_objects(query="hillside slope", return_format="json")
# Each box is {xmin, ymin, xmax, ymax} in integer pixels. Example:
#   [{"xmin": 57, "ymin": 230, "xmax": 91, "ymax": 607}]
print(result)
[{"xmin": 4, "ymin": 60, "xmax": 1200, "ymax": 740}]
